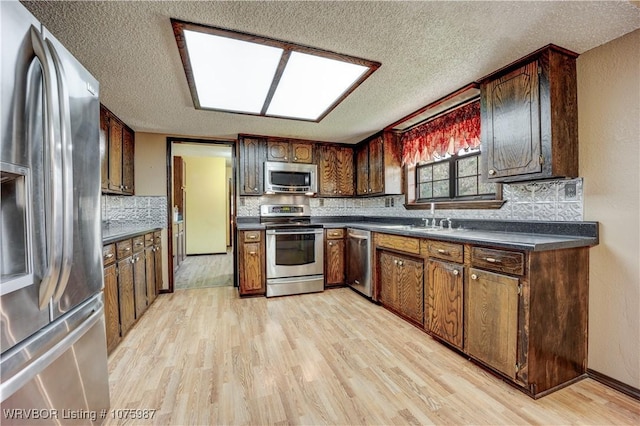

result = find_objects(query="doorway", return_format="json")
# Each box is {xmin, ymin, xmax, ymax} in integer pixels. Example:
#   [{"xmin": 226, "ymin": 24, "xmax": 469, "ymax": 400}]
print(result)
[{"xmin": 166, "ymin": 138, "xmax": 235, "ymax": 292}]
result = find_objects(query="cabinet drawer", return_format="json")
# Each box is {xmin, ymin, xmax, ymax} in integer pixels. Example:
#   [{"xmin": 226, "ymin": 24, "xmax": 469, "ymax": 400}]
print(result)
[
  {"xmin": 375, "ymin": 233, "xmax": 420, "ymax": 255},
  {"xmin": 103, "ymin": 244, "xmax": 116, "ymax": 266},
  {"xmin": 426, "ymin": 240, "xmax": 463, "ymax": 263},
  {"xmin": 243, "ymin": 230, "xmax": 261, "ymax": 243},
  {"xmin": 116, "ymin": 239, "xmax": 133, "ymax": 259},
  {"xmin": 326, "ymin": 228, "xmax": 345, "ymax": 239},
  {"xmin": 471, "ymin": 247, "xmax": 525, "ymax": 276},
  {"xmin": 144, "ymin": 232, "xmax": 154, "ymax": 247},
  {"xmin": 132, "ymin": 236, "xmax": 145, "ymax": 252}
]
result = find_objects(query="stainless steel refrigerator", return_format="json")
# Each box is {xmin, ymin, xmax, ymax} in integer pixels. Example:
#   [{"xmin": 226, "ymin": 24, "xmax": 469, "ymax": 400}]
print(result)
[{"xmin": 1, "ymin": 1, "xmax": 110, "ymax": 423}]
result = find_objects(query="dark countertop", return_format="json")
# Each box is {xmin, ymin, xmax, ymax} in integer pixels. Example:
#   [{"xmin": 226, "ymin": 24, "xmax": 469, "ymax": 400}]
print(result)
[
  {"xmin": 236, "ymin": 217, "xmax": 598, "ymax": 252},
  {"xmin": 102, "ymin": 224, "xmax": 163, "ymax": 244}
]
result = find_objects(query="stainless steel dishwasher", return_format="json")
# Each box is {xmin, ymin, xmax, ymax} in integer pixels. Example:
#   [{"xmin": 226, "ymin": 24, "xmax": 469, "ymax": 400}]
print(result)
[{"xmin": 346, "ymin": 228, "xmax": 372, "ymax": 298}]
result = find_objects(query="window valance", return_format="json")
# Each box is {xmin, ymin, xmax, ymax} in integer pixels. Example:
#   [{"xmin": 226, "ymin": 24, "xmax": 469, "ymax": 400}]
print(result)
[{"xmin": 401, "ymin": 100, "xmax": 481, "ymax": 166}]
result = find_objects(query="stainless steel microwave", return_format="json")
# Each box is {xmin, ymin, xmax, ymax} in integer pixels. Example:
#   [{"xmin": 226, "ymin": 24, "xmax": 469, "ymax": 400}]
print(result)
[{"xmin": 264, "ymin": 161, "xmax": 317, "ymax": 194}]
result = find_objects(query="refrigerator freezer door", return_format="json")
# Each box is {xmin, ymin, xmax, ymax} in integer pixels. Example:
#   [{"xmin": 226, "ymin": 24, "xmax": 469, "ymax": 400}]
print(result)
[
  {"xmin": 1, "ymin": 0, "xmax": 51, "ymax": 354},
  {"xmin": 0, "ymin": 294, "xmax": 110, "ymax": 423},
  {"xmin": 41, "ymin": 27, "xmax": 102, "ymax": 320}
]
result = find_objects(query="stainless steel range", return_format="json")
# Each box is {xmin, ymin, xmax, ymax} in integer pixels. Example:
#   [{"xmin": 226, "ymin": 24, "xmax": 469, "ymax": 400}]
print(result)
[{"xmin": 261, "ymin": 204, "xmax": 324, "ymax": 297}]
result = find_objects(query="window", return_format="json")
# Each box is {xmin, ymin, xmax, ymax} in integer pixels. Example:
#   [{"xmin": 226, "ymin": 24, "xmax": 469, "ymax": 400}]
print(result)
[
  {"xmin": 171, "ymin": 19, "xmax": 380, "ymax": 122},
  {"xmin": 416, "ymin": 150, "xmax": 497, "ymax": 202}
]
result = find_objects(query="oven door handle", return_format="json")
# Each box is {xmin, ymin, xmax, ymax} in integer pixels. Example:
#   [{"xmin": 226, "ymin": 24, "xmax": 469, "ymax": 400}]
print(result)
[{"xmin": 266, "ymin": 229, "xmax": 324, "ymax": 236}]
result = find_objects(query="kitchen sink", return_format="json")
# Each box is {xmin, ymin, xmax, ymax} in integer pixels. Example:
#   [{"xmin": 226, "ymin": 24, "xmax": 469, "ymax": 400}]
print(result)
[{"xmin": 376, "ymin": 224, "xmax": 453, "ymax": 232}]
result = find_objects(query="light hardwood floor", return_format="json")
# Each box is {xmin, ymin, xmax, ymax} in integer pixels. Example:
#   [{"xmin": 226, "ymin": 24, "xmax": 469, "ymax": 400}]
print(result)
[
  {"xmin": 174, "ymin": 250, "xmax": 233, "ymax": 290},
  {"xmin": 106, "ymin": 287, "xmax": 639, "ymax": 425}
]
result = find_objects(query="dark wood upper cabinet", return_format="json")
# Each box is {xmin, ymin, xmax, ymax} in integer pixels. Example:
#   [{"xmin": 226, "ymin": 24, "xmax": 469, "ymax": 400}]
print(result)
[
  {"xmin": 267, "ymin": 139, "xmax": 314, "ymax": 163},
  {"xmin": 318, "ymin": 144, "xmax": 354, "ymax": 197},
  {"xmin": 238, "ymin": 136, "xmax": 267, "ymax": 195},
  {"xmin": 356, "ymin": 131, "xmax": 403, "ymax": 196},
  {"xmin": 480, "ymin": 45, "xmax": 578, "ymax": 183},
  {"xmin": 101, "ymin": 104, "xmax": 135, "ymax": 195},
  {"xmin": 99, "ymin": 108, "xmax": 109, "ymax": 191}
]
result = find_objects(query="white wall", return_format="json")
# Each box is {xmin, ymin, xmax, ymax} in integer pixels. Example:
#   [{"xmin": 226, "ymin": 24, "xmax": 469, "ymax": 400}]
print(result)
[{"xmin": 578, "ymin": 29, "xmax": 640, "ymax": 389}]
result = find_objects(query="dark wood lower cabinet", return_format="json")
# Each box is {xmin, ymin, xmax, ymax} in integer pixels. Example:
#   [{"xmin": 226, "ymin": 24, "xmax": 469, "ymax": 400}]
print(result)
[
  {"xmin": 378, "ymin": 249, "xmax": 424, "ymax": 326},
  {"xmin": 238, "ymin": 230, "xmax": 265, "ymax": 296},
  {"xmin": 103, "ymin": 262, "xmax": 121, "ymax": 353},
  {"xmin": 133, "ymin": 252, "xmax": 147, "ymax": 318},
  {"xmin": 325, "ymin": 229, "xmax": 346, "ymax": 287},
  {"xmin": 373, "ymin": 232, "xmax": 590, "ymax": 398},
  {"xmin": 426, "ymin": 259, "xmax": 464, "ymax": 350},
  {"xmin": 117, "ymin": 256, "xmax": 136, "ymax": 336},
  {"xmin": 104, "ymin": 230, "xmax": 163, "ymax": 354},
  {"xmin": 146, "ymin": 245, "xmax": 157, "ymax": 305},
  {"xmin": 466, "ymin": 268, "xmax": 519, "ymax": 379}
]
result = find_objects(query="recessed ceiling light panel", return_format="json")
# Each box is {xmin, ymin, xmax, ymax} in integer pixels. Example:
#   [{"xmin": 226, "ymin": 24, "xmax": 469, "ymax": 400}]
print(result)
[
  {"xmin": 266, "ymin": 52, "xmax": 369, "ymax": 121},
  {"xmin": 172, "ymin": 19, "xmax": 381, "ymax": 122},
  {"xmin": 184, "ymin": 30, "xmax": 283, "ymax": 113}
]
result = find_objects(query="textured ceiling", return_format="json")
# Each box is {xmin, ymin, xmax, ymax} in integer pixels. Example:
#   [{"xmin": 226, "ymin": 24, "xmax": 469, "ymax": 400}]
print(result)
[{"xmin": 21, "ymin": 1, "xmax": 640, "ymax": 144}]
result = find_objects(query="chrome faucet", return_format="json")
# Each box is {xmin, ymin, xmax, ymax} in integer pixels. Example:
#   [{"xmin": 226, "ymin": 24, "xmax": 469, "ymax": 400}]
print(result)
[{"xmin": 440, "ymin": 218, "xmax": 452, "ymax": 229}]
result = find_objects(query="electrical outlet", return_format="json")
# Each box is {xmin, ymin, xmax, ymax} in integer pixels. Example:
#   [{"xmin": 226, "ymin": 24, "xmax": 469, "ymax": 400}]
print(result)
[
  {"xmin": 318, "ymin": 198, "xmax": 324, "ymax": 207},
  {"xmin": 565, "ymin": 183, "xmax": 577, "ymax": 200}
]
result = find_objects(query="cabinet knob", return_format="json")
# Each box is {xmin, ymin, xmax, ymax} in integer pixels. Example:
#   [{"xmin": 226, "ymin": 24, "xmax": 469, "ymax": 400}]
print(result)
[
  {"xmin": 328, "ymin": 241, "xmax": 334, "ymax": 246},
  {"xmin": 437, "ymin": 249, "xmax": 449, "ymax": 254},
  {"xmin": 488, "ymin": 169, "xmax": 496, "ymax": 176},
  {"xmin": 294, "ymin": 157, "xmax": 298, "ymax": 161},
  {"xmin": 284, "ymin": 156, "xmax": 288, "ymax": 160},
  {"xmin": 105, "ymin": 253, "xmax": 114, "ymax": 259},
  {"xmin": 452, "ymin": 269, "xmax": 459, "ymax": 276},
  {"xmin": 248, "ymin": 251, "xmax": 257, "ymax": 255},
  {"xmin": 471, "ymin": 273, "xmax": 478, "ymax": 280},
  {"xmin": 248, "ymin": 235, "xmax": 256, "ymax": 239},
  {"xmin": 254, "ymin": 187, "xmax": 258, "ymax": 191},
  {"xmin": 394, "ymin": 259, "xmax": 398, "ymax": 265},
  {"xmin": 485, "ymin": 257, "xmax": 500, "ymax": 263}
]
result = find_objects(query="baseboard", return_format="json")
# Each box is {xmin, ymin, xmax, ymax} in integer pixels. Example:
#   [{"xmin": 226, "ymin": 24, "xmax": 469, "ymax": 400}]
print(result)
[{"xmin": 588, "ymin": 369, "xmax": 640, "ymax": 401}]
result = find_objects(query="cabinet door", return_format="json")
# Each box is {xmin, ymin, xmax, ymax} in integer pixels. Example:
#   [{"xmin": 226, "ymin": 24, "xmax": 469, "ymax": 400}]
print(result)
[
  {"xmin": 356, "ymin": 145, "xmax": 369, "ymax": 195},
  {"xmin": 99, "ymin": 107, "xmax": 109, "ymax": 191},
  {"xmin": 378, "ymin": 251, "xmax": 399, "ymax": 311},
  {"xmin": 325, "ymin": 239, "xmax": 345, "ymax": 286},
  {"xmin": 240, "ymin": 137, "xmax": 266, "ymax": 195},
  {"xmin": 318, "ymin": 145, "xmax": 338, "ymax": 196},
  {"xmin": 467, "ymin": 268, "xmax": 519, "ymax": 379},
  {"xmin": 368, "ymin": 136, "xmax": 384, "ymax": 194},
  {"xmin": 117, "ymin": 257, "xmax": 136, "ymax": 335},
  {"xmin": 145, "ymin": 246, "xmax": 156, "ymax": 306},
  {"xmin": 336, "ymin": 147, "xmax": 355, "ymax": 196},
  {"xmin": 108, "ymin": 118, "xmax": 123, "ymax": 192},
  {"xmin": 483, "ymin": 61, "xmax": 541, "ymax": 180},
  {"xmin": 133, "ymin": 253, "xmax": 147, "ymax": 318},
  {"xmin": 267, "ymin": 140, "xmax": 289, "ymax": 162},
  {"xmin": 122, "ymin": 127, "xmax": 135, "ymax": 195},
  {"xmin": 103, "ymin": 263, "xmax": 121, "ymax": 353},
  {"xmin": 426, "ymin": 259, "xmax": 463, "ymax": 349},
  {"xmin": 239, "ymin": 242, "xmax": 264, "ymax": 295},
  {"xmin": 291, "ymin": 142, "xmax": 313, "ymax": 163},
  {"xmin": 154, "ymin": 233, "xmax": 163, "ymax": 292},
  {"xmin": 397, "ymin": 255, "xmax": 424, "ymax": 325}
]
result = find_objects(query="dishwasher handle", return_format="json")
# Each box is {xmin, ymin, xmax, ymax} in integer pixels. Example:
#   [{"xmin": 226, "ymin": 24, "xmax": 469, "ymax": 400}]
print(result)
[{"xmin": 348, "ymin": 233, "xmax": 369, "ymax": 240}]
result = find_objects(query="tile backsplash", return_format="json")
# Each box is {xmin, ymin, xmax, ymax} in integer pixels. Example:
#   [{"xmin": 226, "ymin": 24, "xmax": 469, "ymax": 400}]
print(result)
[
  {"xmin": 237, "ymin": 178, "xmax": 583, "ymax": 222},
  {"xmin": 102, "ymin": 195, "xmax": 167, "ymax": 228}
]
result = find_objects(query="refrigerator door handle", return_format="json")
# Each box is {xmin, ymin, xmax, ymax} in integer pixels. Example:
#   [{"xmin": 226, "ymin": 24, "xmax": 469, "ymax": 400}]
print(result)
[
  {"xmin": 46, "ymin": 38, "xmax": 74, "ymax": 303},
  {"xmin": 30, "ymin": 26, "xmax": 63, "ymax": 310},
  {"xmin": 0, "ymin": 305, "xmax": 103, "ymax": 401}
]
